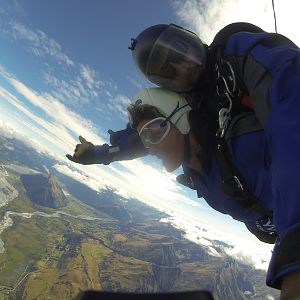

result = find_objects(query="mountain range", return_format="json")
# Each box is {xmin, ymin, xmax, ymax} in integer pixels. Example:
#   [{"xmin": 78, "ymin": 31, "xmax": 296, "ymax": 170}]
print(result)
[{"xmin": 0, "ymin": 133, "xmax": 279, "ymax": 300}]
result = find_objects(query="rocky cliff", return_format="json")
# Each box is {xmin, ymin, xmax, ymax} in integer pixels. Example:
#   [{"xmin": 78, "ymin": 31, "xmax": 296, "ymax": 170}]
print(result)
[
  {"xmin": 21, "ymin": 173, "xmax": 68, "ymax": 208},
  {"xmin": 55, "ymin": 173, "xmax": 132, "ymax": 222}
]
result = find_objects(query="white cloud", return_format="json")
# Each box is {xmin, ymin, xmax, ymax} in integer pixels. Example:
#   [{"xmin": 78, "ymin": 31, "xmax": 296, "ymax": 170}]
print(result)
[
  {"xmin": 0, "ymin": 20, "xmax": 131, "ymax": 120},
  {"xmin": 42, "ymin": 64, "xmax": 105, "ymax": 106},
  {"xmin": 0, "ymin": 67, "xmax": 105, "ymax": 147},
  {"xmin": 0, "ymin": 1, "xmax": 26, "ymax": 25},
  {"xmin": 42, "ymin": 68, "xmax": 106, "ymax": 107},
  {"xmin": 79, "ymin": 64, "xmax": 101, "ymax": 90},
  {"xmin": 172, "ymin": 0, "xmax": 300, "ymax": 45},
  {"xmin": 115, "ymin": 159, "xmax": 203, "ymax": 211},
  {"xmin": 107, "ymin": 94, "xmax": 131, "ymax": 119},
  {"xmin": 9, "ymin": 21, "xmax": 74, "ymax": 66},
  {"xmin": 54, "ymin": 164, "xmax": 107, "ymax": 192},
  {"xmin": 161, "ymin": 214, "xmax": 274, "ymax": 270},
  {"xmin": 0, "ymin": 117, "xmax": 52, "ymax": 156},
  {"xmin": 43, "ymin": 73, "xmax": 85, "ymax": 104}
]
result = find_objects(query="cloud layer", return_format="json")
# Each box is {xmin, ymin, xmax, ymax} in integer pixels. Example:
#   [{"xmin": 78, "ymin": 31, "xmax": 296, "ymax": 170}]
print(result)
[
  {"xmin": 0, "ymin": 20, "xmax": 131, "ymax": 122},
  {"xmin": 161, "ymin": 214, "xmax": 274, "ymax": 270},
  {"xmin": 0, "ymin": 64, "xmax": 197, "ymax": 219},
  {"xmin": 172, "ymin": 0, "xmax": 300, "ymax": 45}
]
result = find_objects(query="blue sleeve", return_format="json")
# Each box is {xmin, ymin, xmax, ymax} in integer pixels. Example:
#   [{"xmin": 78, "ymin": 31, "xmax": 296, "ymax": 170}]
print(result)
[
  {"xmin": 107, "ymin": 125, "xmax": 148, "ymax": 161},
  {"xmin": 225, "ymin": 32, "xmax": 300, "ymax": 288}
]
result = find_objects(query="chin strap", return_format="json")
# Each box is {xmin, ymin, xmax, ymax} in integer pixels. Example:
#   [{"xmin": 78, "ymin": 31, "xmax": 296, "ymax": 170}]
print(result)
[{"xmin": 182, "ymin": 134, "xmax": 191, "ymax": 164}]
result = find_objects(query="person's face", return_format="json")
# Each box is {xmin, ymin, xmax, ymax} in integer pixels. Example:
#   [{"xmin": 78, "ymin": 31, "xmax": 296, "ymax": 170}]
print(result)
[
  {"xmin": 137, "ymin": 119, "xmax": 184, "ymax": 172},
  {"xmin": 158, "ymin": 50, "xmax": 201, "ymax": 92},
  {"xmin": 169, "ymin": 59, "xmax": 200, "ymax": 87}
]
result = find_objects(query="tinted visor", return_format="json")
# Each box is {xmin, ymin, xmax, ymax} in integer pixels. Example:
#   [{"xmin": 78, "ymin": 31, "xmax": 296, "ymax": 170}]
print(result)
[
  {"xmin": 145, "ymin": 25, "xmax": 206, "ymax": 92},
  {"xmin": 138, "ymin": 117, "xmax": 171, "ymax": 148}
]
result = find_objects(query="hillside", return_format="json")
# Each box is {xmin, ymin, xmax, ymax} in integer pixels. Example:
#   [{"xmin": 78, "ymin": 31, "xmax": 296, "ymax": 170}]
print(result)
[
  {"xmin": 21, "ymin": 173, "xmax": 68, "ymax": 208},
  {"xmin": 0, "ymin": 135, "xmax": 279, "ymax": 300}
]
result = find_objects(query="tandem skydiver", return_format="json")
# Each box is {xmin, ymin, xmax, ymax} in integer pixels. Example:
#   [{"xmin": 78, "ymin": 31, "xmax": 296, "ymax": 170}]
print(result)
[{"xmin": 68, "ymin": 22, "xmax": 300, "ymax": 299}]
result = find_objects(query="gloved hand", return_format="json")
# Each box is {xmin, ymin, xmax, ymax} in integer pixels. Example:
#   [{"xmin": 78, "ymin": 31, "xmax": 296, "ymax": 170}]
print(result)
[
  {"xmin": 66, "ymin": 136, "xmax": 111, "ymax": 165},
  {"xmin": 176, "ymin": 174, "xmax": 196, "ymax": 190}
]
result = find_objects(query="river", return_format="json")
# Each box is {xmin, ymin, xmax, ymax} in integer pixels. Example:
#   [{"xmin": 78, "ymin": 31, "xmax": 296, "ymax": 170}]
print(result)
[{"xmin": 0, "ymin": 171, "xmax": 112, "ymax": 253}]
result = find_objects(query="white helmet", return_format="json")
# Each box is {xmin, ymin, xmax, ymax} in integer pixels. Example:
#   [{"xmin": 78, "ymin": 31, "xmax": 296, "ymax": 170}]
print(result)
[{"xmin": 130, "ymin": 87, "xmax": 191, "ymax": 134}]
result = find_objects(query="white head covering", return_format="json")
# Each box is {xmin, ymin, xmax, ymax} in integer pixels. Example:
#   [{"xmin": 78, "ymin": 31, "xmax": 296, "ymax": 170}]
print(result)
[{"xmin": 130, "ymin": 87, "xmax": 191, "ymax": 134}]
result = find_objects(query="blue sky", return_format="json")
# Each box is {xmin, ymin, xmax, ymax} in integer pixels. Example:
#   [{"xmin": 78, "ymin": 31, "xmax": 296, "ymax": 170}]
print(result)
[{"xmin": 0, "ymin": 0, "xmax": 299, "ymax": 259}]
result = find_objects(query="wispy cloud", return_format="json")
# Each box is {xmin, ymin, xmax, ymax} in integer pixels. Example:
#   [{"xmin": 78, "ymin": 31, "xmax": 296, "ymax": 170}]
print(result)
[
  {"xmin": 9, "ymin": 21, "xmax": 74, "ymax": 66},
  {"xmin": 42, "ymin": 64, "xmax": 104, "ymax": 106},
  {"xmin": 42, "ymin": 71, "xmax": 102, "ymax": 106},
  {"xmin": 43, "ymin": 69, "xmax": 130, "ymax": 120},
  {"xmin": 107, "ymin": 93, "xmax": 131, "ymax": 119},
  {"xmin": 0, "ymin": 20, "xmax": 134, "ymax": 120},
  {"xmin": 0, "ymin": 1, "xmax": 26, "ymax": 23},
  {"xmin": 79, "ymin": 64, "xmax": 101, "ymax": 91},
  {"xmin": 0, "ymin": 66, "xmax": 105, "ymax": 150},
  {"xmin": 172, "ymin": 0, "xmax": 299, "ymax": 44}
]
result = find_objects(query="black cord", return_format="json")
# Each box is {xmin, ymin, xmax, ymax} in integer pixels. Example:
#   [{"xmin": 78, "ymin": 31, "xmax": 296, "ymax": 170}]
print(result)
[
  {"xmin": 160, "ymin": 102, "xmax": 189, "ymax": 127},
  {"xmin": 272, "ymin": 0, "xmax": 278, "ymax": 33}
]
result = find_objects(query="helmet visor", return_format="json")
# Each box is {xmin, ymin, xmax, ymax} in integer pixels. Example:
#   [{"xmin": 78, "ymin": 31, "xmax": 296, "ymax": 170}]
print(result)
[
  {"xmin": 145, "ymin": 25, "xmax": 206, "ymax": 92},
  {"xmin": 138, "ymin": 117, "xmax": 171, "ymax": 148}
]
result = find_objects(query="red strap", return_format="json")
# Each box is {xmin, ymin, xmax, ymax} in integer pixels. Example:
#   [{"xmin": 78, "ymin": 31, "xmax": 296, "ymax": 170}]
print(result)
[{"xmin": 241, "ymin": 94, "xmax": 253, "ymax": 109}]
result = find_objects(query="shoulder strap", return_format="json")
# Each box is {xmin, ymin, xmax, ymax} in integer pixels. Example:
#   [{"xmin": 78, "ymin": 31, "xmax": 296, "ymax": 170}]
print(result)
[
  {"xmin": 211, "ymin": 22, "xmax": 264, "ymax": 49},
  {"xmin": 212, "ymin": 23, "xmax": 271, "ymax": 215},
  {"xmin": 225, "ymin": 112, "xmax": 263, "ymax": 140},
  {"xmin": 215, "ymin": 133, "xmax": 273, "ymax": 217},
  {"xmin": 244, "ymin": 220, "xmax": 277, "ymax": 244},
  {"xmin": 211, "ymin": 22, "xmax": 265, "ymax": 115}
]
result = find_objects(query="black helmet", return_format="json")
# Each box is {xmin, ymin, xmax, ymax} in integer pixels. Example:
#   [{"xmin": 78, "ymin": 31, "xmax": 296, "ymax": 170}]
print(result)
[{"xmin": 129, "ymin": 24, "xmax": 207, "ymax": 93}]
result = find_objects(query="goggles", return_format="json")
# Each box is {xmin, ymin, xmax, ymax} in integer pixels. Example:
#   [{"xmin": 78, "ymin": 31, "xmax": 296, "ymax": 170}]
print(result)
[{"xmin": 138, "ymin": 117, "xmax": 170, "ymax": 148}]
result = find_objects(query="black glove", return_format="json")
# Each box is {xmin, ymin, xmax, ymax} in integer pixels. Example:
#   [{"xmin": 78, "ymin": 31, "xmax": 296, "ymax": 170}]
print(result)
[
  {"xmin": 66, "ymin": 136, "xmax": 111, "ymax": 165},
  {"xmin": 176, "ymin": 174, "xmax": 196, "ymax": 190}
]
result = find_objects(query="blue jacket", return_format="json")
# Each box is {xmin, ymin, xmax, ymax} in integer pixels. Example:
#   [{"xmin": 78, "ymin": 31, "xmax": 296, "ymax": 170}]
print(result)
[
  {"xmin": 183, "ymin": 130, "xmax": 272, "ymax": 222},
  {"xmin": 183, "ymin": 31, "xmax": 300, "ymax": 289}
]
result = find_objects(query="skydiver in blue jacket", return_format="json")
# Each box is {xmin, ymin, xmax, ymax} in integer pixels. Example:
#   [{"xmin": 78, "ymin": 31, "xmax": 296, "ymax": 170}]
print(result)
[{"xmin": 67, "ymin": 23, "xmax": 300, "ymax": 299}]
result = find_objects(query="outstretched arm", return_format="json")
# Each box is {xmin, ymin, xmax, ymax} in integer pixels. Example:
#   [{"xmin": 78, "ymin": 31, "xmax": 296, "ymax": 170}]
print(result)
[{"xmin": 66, "ymin": 125, "xmax": 148, "ymax": 165}]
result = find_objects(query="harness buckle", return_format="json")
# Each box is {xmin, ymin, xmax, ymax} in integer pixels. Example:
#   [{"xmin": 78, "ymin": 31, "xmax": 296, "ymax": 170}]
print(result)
[
  {"xmin": 218, "ymin": 107, "xmax": 231, "ymax": 137},
  {"xmin": 233, "ymin": 175, "xmax": 244, "ymax": 191},
  {"xmin": 215, "ymin": 58, "xmax": 237, "ymax": 137}
]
